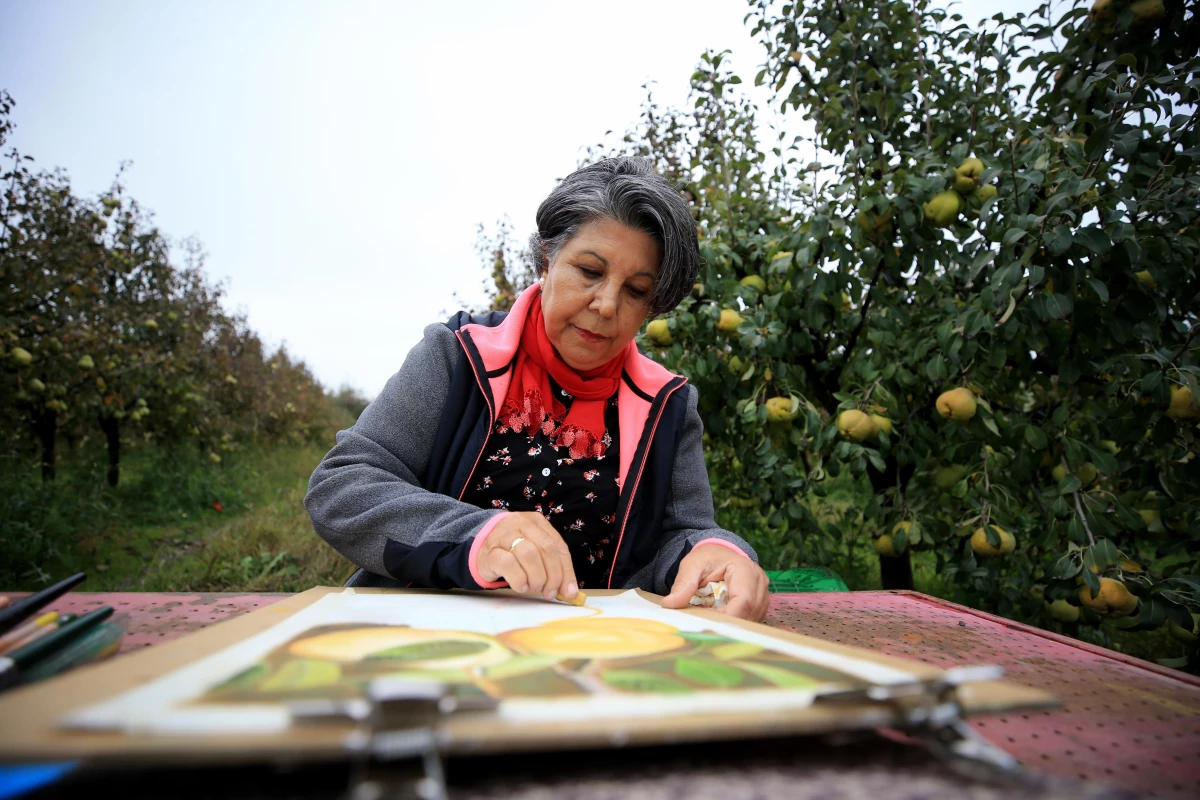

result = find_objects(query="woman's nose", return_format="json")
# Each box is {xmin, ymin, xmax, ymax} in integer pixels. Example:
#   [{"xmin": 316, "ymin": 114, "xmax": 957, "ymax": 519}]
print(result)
[{"xmin": 591, "ymin": 284, "xmax": 619, "ymax": 317}]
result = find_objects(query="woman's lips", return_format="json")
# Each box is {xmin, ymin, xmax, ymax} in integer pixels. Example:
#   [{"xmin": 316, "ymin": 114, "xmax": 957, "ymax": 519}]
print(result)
[{"xmin": 573, "ymin": 325, "xmax": 607, "ymax": 343}]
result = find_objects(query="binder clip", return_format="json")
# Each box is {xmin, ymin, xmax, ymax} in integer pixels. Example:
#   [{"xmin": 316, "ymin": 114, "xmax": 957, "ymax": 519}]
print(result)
[
  {"xmin": 287, "ymin": 678, "xmax": 497, "ymax": 800},
  {"xmin": 817, "ymin": 664, "xmax": 1020, "ymax": 772}
]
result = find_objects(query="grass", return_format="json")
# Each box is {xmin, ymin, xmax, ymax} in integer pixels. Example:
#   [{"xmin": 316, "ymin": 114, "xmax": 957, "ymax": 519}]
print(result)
[{"xmin": 1, "ymin": 430, "xmax": 356, "ymax": 593}]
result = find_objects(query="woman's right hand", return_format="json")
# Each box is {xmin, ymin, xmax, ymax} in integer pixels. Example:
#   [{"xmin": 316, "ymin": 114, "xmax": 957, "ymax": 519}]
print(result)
[{"xmin": 476, "ymin": 512, "xmax": 580, "ymax": 601}]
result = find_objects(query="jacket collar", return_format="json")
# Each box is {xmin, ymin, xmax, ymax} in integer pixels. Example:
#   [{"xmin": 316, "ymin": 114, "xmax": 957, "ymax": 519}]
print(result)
[{"xmin": 458, "ymin": 282, "xmax": 685, "ymax": 489}]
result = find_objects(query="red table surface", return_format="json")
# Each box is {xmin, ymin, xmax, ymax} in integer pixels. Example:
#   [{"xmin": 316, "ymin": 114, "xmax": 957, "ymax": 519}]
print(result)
[{"xmin": 5, "ymin": 589, "xmax": 1199, "ymax": 799}]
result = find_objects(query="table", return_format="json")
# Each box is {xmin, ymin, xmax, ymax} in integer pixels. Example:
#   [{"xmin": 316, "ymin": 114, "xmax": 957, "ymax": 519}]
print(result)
[{"xmin": 6, "ymin": 589, "xmax": 1198, "ymax": 799}]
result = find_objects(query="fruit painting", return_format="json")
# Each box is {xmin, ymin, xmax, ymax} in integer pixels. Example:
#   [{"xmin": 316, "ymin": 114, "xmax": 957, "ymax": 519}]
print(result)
[{"xmin": 203, "ymin": 614, "xmax": 866, "ymax": 704}]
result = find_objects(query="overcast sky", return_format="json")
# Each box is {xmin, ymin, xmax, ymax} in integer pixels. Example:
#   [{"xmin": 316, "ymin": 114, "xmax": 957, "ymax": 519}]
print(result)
[{"xmin": 1, "ymin": 0, "xmax": 1036, "ymax": 397}]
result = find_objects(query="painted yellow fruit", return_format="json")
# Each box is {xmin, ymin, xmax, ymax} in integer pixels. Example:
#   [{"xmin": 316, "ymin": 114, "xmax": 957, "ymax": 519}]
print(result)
[
  {"xmin": 971, "ymin": 526, "xmax": 1016, "ymax": 557},
  {"xmin": 936, "ymin": 387, "xmax": 977, "ymax": 422},
  {"xmin": 874, "ymin": 534, "xmax": 897, "ymax": 557},
  {"xmin": 501, "ymin": 618, "xmax": 686, "ymax": 659},
  {"xmin": 765, "ymin": 396, "xmax": 797, "ymax": 423},
  {"xmin": 717, "ymin": 308, "xmax": 743, "ymax": 333},
  {"xmin": 974, "ymin": 184, "xmax": 998, "ymax": 202},
  {"xmin": 1134, "ymin": 270, "xmax": 1157, "ymax": 289},
  {"xmin": 289, "ymin": 628, "xmax": 511, "ymax": 668},
  {"xmin": 934, "ymin": 465, "xmax": 966, "ymax": 491},
  {"xmin": 836, "ymin": 409, "xmax": 877, "ymax": 442},
  {"xmin": 739, "ymin": 275, "xmax": 766, "ymax": 292},
  {"xmin": 1079, "ymin": 578, "xmax": 1138, "ymax": 617},
  {"xmin": 870, "ymin": 414, "xmax": 893, "ymax": 438},
  {"xmin": 9, "ymin": 347, "xmax": 32, "ymax": 367},
  {"xmin": 1046, "ymin": 599, "xmax": 1081, "ymax": 623},
  {"xmin": 923, "ymin": 190, "xmax": 962, "ymax": 227},
  {"xmin": 646, "ymin": 319, "xmax": 673, "ymax": 346},
  {"xmin": 1166, "ymin": 385, "xmax": 1194, "ymax": 420}
]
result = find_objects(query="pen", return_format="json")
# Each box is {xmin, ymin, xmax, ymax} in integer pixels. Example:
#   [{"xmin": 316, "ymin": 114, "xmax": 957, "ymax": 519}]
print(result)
[{"xmin": 0, "ymin": 573, "xmax": 85, "ymax": 636}]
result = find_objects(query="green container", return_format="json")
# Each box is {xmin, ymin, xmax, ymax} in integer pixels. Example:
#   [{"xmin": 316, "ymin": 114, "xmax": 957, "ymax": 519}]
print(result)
[{"xmin": 765, "ymin": 567, "xmax": 848, "ymax": 593}]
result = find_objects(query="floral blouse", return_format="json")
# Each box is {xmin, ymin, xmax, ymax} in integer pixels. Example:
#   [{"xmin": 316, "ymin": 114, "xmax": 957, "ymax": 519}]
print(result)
[{"xmin": 462, "ymin": 379, "xmax": 620, "ymax": 589}]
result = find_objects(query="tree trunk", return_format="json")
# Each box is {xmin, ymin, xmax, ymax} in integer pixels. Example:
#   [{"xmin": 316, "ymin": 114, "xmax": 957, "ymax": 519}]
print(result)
[
  {"xmin": 879, "ymin": 552, "xmax": 914, "ymax": 591},
  {"xmin": 99, "ymin": 414, "xmax": 120, "ymax": 488},
  {"xmin": 34, "ymin": 407, "xmax": 57, "ymax": 484}
]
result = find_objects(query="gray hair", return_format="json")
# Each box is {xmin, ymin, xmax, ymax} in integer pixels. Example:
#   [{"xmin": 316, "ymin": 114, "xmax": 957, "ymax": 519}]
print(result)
[{"xmin": 530, "ymin": 157, "xmax": 699, "ymax": 315}]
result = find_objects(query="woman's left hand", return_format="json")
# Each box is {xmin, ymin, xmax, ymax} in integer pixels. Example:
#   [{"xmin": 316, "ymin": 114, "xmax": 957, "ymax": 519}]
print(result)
[{"xmin": 660, "ymin": 544, "xmax": 771, "ymax": 621}]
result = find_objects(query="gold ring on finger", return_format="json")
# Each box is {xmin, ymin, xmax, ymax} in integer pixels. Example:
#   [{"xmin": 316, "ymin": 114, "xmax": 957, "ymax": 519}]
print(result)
[{"xmin": 509, "ymin": 537, "xmax": 527, "ymax": 552}]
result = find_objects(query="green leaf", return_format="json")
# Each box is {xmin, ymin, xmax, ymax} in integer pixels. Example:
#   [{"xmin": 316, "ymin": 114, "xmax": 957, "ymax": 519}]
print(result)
[
  {"xmin": 1025, "ymin": 426, "xmax": 1048, "ymax": 450},
  {"xmin": 674, "ymin": 658, "xmax": 746, "ymax": 688},
  {"xmin": 1073, "ymin": 227, "xmax": 1111, "ymax": 254},
  {"xmin": 602, "ymin": 669, "xmax": 693, "ymax": 694},
  {"xmin": 1003, "ymin": 228, "xmax": 1026, "ymax": 246},
  {"xmin": 481, "ymin": 655, "xmax": 563, "ymax": 680},
  {"xmin": 1081, "ymin": 568, "xmax": 1101, "ymax": 595},
  {"xmin": 712, "ymin": 642, "xmax": 765, "ymax": 660},
  {"xmin": 260, "ymin": 659, "xmax": 341, "ymax": 692}
]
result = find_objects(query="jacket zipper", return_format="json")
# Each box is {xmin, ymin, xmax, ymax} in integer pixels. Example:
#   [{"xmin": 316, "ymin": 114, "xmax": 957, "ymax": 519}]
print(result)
[
  {"xmin": 605, "ymin": 379, "xmax": 686, "ymax": 588},
  {"xmin": 454, "ymin": 330, "xmax": 495, "ymax": 502}
]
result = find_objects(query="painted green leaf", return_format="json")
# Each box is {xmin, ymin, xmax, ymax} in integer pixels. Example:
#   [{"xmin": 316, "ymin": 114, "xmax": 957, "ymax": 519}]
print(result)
[
  {"xmin": 732, "ymin": 660, "xmax": 821, "ymax": 689},
  {"xmin": 365, "ymin": 640, "xmax": 490, "ymax": 661},
  {"xmin": 214, "ymin": 662, "xmax": 269, "ymax": 691},
  {"xmin": 678, "ymin": 632, "xmax": 734, "ymax": 643},
  {"xmin": 601, "ymin": 669, "xmax": 693, "ymax": 694},
  {"xmin": 259, "ymin": 659, "xmax": 341, "ymax": 692},
  {"xmin": 711, "ymin": 642, "xmax": 765, "ymax": 661},
  {"xmin": 480, "ymin": 655, "xmax": 563, "ymax": 681},
  {"xmin": 674, "ymin": 658, "xmax": 745, "ymax": 688}
]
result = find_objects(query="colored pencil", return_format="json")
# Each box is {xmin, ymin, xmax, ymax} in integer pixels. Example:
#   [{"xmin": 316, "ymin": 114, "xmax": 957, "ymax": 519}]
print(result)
[
  {"xmin": 0, "ymin": 612, "xmax": 59, "ymax": 654},
  {"xmin": 0, "ymin": 573, "xmax": 85, "ymax": 636},
  {"xmin": 2, "ymin": 614, "xmax": 76, "ymax": 653},
  {"xmin": 21, "ymin": 621, "xmax": 125, "ymax": 683},
  {"xmin": 0, "ymin": 596, "xmax": 9, "ymax": 610},
  {"xmin": 0, "ymin": 606, "xmax": 112, "ymax": 690}
]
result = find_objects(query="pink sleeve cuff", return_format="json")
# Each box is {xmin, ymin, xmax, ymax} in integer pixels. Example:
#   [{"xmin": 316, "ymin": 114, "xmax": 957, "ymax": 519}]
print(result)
[
  {"xmin": 468, "ymin": 512, "xmax": 511, "ymax": 589},
  {"xmin": 694, "ymin": 538, "xmax": 752, "ymax": 560}
]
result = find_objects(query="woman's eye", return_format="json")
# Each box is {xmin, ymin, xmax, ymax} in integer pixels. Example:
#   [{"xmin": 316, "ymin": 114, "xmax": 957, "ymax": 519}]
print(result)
[{"xmin": 627, "ymin": 286, "xmax": 649, "ymax": 299}]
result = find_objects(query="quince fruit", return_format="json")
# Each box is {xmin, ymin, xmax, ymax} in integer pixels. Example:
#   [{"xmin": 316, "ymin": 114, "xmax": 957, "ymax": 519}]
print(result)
[
  {"xmin": 870, "ymin": 414, "xmax": 893, "ymax": 438},
  {"xmin": 9, "ymin": 347, "xmax": 32, "ymax": 367},
  {"xmin": 935, "ymin": 387, "xmax": 977, "ymax": 422},
  {"xmin": 934, "ymin": 465, "xmax": 966, "ymax": 491},
  {"xmin": 836, "ymin": 409, "xmax": 877, "ymax": 442},
  {"xmin": 1046, "ymin": 599, "xmax": 1081, "ymax": 623},
  {"xmin": 77, "ymin": 355, "xmax": 95, "ymax": 370},
  {"xmin": 971, "ymin": 525, "xmax": 1016, "ymax": 557},
  {"xmin": 1166, "ymin": 385, "xmax": 1196, "ymax": 420},
  {"xmin": 765, "ymin": 396, "xmax": 797, "ymax": 424},
  {"xmin": 1078, "ymin": 577, "xmax": 1138, "ymax": 617},
  {"xmin": 923, "ymin": 190, "xmax": 962, "ymax": 227},
  {"xmin": 874, "ymin": 534, "xmax": 898, "ymax": 557},
  {"xmin": 646, "ymin": 319, "xmax": 673, "ymax": 346},
  {"xmin": 739, "ymin": 275, "xmax": 766, "ymax": 292},
  {"xmin": 717, "ymin": 309, "xmax": 743, "ymax": 333},
  {"xmin": 974, "ymin": 184, "xmax": 997, "ymax": 202}
]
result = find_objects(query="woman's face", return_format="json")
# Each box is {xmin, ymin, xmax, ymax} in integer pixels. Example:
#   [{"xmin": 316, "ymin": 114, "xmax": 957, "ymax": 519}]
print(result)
[{"xmin": 540, "ymin": 218, "xmax": 660, "ymax": 372}]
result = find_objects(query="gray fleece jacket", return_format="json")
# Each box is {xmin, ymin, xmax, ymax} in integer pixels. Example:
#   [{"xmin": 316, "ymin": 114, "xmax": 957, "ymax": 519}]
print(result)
[{"xmin": 304, "ymin": 286, "xmax": 757, "ymax": 593}]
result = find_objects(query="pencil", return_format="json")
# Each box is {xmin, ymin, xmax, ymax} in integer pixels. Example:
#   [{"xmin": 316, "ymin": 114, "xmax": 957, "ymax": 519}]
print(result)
[
  {"xmin": 0, "ymin": 597, "xmax": 9, "ymax": 610},
  {"xmin": 0, "ymin": 611, "xmax": 60, "ymax": 654},
  {"xmin": 0, "ymin": 573, "xmax": 86, "ymax": 636},
  {"xmin": 21, "ymin": 620, "xmax": 125, "ymax": 683},
  {"xmin": 0, "ymin": 606, "xmax": 112, "ymax": 691}
]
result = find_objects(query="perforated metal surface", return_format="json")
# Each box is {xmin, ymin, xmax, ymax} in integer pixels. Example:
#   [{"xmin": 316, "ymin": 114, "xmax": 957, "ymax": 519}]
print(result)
[
  {"xmin": 6, "ymin": 589, "xmax": 1197, "ymax": 798},
  {"xmin": 0, "ymin": 592, "xmax": 287, "ymax": 654},
  {"xmin": 768, "ymin": 591, "xmax": 1200, "ymax": 799}
]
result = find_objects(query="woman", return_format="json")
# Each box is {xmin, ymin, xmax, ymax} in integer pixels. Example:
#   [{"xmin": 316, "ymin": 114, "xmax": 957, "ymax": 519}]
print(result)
[{"xmin": 305, "ymin": 158, "xmax": 770, "ymax": 620}]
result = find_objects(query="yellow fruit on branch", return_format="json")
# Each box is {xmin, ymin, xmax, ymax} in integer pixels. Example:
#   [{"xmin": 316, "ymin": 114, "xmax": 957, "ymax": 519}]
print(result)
[
  {"xmin": 1168, "ymin": 613, "xmax": 1199, "ymax": 644},
  {"xmin": 934, "ymin": 465, "xmax": 966, "ymax": 491},
  {"xmin": 956, "ymin": 157, "xmax": 985, "ymax": 178},
  {"xmin": 1078, "ymin": 577, "xmax": 1138, "ymax": 617},
  {"xmin": 870, "ymin": 414, "xmax": 893, "ymax": 438},
  {"xmin": 646, "ymin": 319, "xmax": 673, "ymax": 346},
  {"xmin": 717, "ymin": 308, "xmax": 743, "ymax": 333},
  {"xmin": 854, "ymin": 208, "xmax": 893, "ymax": 237},
  {"xmin": 27, "ymin": 378, "xmax": 46, "ymax": 393},
  {"xmin": 936, "ymin": 387, "xmax": 977, "ymax": 422},
  {"xmin": 1130, "ymin": 0, "xmax": 1165, "ymax": 27},
  {"xmin": 1089, "ymin": 0, "xmax": 1115, "ymax": 24},
  {"xmin": 765, "ymin": 396, "xmax": 797, "ymax": 424},
  {"xmin": 1046, "ymin": 598, "xmax": 1081, "ymax": 623},
  {"xmin": 1134, "ymin": 270, "xmax": 1157, "ymax": 289},
  {"xmin": 923, "ymin": 190, "xmax": 962, "ymax": 227},
  {"xmin": 739, "ymin": 275, "xmax": 766, "ymax": 292},
  {"xmin": 973, "ymin": 184, "xmax": 998, "ymax": 202},
  {"xmin": 836, "ymin": 409, "xmax": 878, "ymax": 442},
  {"xmin": 874, "ymin": 533, "xmax": 897, "ymax": 557},
  {"xmin": 971, "ymin": 525, "xmax": 1016, "ymax": 557},
  {"xmin": 1166, "ymin": 385, "xmax": 1196, "ymax": 420},
  {"xmin": 9, "ymin": 347, "xmax": 32, "ymax": 367},
  {"xmin": 77, "ymin": 355, "xmax": 95, "ymax": 370}
]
